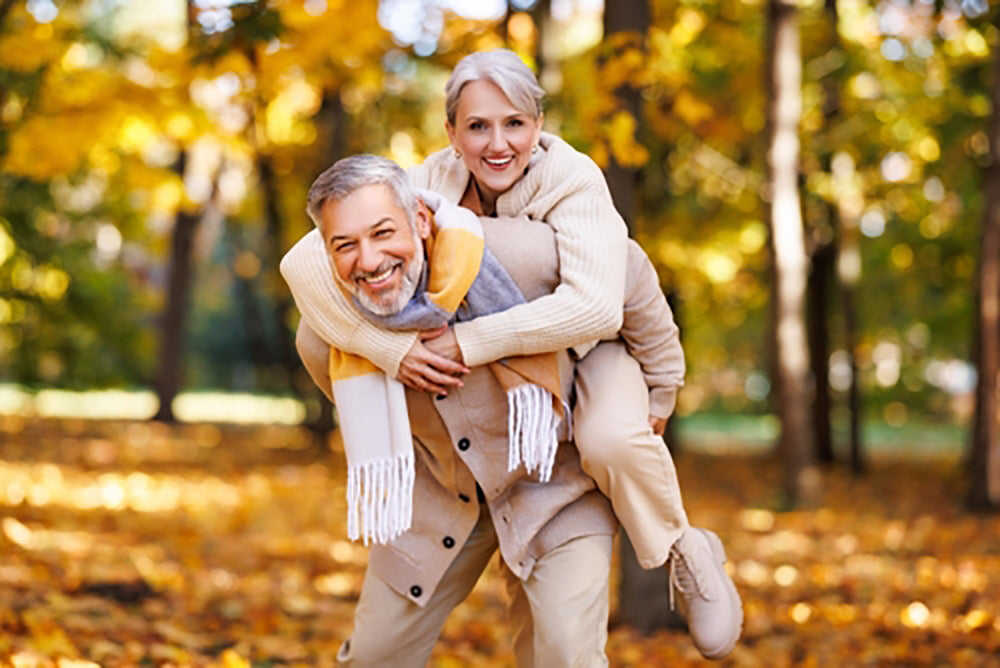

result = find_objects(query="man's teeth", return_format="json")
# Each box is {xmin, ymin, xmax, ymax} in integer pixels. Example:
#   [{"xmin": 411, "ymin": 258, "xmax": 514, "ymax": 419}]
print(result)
[
  {"xmin": 363, "ymin": 266, "xmax": 395, "ymax": 283},
  {"xmin": 486, "ymin": 156, "xmax": 513, "ymax": 166}
]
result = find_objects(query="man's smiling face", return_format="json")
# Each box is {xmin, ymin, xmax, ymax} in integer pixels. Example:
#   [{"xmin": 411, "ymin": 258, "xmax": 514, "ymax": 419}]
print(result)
[{"xmin": 320, "ymin": 184, "xmax": 430, "ymax": 315}]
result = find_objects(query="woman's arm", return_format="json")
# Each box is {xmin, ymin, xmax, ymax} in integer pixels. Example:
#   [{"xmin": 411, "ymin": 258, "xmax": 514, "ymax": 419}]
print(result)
[
  {"xmin": 280, "ymin": 231, "xmax": 466, "ymax": 391},
  {"xmin": 450, "ymin": 138, "xmax": 628, "ymax": 366},
  {"xmin": 618, "ymin": 240, "xmax": 685, "ymax": 420}
]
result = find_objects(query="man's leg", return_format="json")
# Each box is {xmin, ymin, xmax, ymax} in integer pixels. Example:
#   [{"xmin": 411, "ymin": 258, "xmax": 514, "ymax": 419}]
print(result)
[
  {"xmin": 502, "ymin": 534, "xmax": 613, "ymax": 668},
  {"xmin": 337, "ymin": 508, "xmax": 498, "ymax": 667},
  {"xmin": 573, "ymin": 339, "xmax": 688, "ymax": 567}
]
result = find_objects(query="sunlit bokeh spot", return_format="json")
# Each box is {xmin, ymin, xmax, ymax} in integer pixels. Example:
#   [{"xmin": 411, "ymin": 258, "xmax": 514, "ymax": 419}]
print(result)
[
  {"xmin": 790, "ymin": 602, "xmax": 813, "ymax": 624},
  {"xmin": 740, "ymin": 508, "xmax": 775, "ymax": 532},
  {"xmin": 737, "ymin": 560, "xmax": 769, "ymax": 587},
  {"xmin": 901, "ymin": 601, "xmax": 930, "ymax": 628},
  {"xmin": 774, "ymin": 564, "xmax": 799, "ymax": 587}
]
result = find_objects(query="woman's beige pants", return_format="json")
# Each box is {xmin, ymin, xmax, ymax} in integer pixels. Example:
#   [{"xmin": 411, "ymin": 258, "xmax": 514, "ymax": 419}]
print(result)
[{"xmin": 573, "ymin": 340, "xmax": 689, "ymax": 569}]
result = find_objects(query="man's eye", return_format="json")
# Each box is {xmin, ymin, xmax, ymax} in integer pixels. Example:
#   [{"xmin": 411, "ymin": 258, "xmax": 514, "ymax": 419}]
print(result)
[
  {"xmin": 334, "ymin": 242, "xmax": 354, "ymax": 253},
  {"xmin": 374, "ymin": 228, "xmax": 393, "ymax": 237}
]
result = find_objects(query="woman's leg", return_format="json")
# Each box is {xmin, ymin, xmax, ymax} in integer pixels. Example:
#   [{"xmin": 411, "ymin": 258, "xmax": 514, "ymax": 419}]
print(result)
[
  {"xmin": 572, "ymin": 339, "xmax": 688, "ymax": 568},
  {"xmin": 573, "ymin": 340, "xmax": 742, "ymax": 659}
]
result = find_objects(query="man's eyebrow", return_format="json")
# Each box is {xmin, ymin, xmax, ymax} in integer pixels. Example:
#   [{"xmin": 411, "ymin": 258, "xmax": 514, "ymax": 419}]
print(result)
[{"xmin": 329, "ymin": 217, "xmax": 395, "ymax": 243}]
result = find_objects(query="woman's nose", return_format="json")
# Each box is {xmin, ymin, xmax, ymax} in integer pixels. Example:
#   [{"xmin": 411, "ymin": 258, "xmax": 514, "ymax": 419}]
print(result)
[{"xmin": 487, "ymin": 126, "xmax": 505, "ymax": 150}]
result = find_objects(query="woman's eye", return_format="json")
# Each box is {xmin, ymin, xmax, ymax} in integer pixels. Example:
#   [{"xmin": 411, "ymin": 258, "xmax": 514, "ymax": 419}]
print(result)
[
  {"xmin": 508, "ymin": 118, "xmax": 524, "ymax": 127},
  {"xmin": 469, "ymin": 121, "xmax": 486, "ymax": 131}
]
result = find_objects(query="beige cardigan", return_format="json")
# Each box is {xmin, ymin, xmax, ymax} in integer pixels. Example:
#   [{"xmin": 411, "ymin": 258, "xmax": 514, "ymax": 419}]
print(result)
[{"xmin": 280, "ymin": 132, "xmax": 628, "ymax": 375}]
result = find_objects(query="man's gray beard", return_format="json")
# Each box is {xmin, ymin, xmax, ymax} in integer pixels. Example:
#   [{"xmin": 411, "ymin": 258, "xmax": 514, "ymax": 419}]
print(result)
[{"xmin": 337, "ymin": 251, "xmax": 424, "ymax": 316}]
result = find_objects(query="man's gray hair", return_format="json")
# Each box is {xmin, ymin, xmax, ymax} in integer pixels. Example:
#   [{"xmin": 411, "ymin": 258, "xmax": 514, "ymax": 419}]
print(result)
[
  {"xmin": 445, "ymin": 49, "xmax": 544, "ymax": 125},
  {"xmin": 306, "ymin": 154, "xmax": 418, "ymax": 228}
]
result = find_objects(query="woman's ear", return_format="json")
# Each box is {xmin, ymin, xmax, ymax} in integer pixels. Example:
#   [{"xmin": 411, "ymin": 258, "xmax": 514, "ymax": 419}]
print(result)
[{"xmin": 533, "ymin": 112, "xmax": 544, "ymax": 144}]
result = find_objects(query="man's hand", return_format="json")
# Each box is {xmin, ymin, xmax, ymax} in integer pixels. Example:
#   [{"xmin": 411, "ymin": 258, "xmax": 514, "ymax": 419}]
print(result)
[
  {"xmin": 649, "ymin": 415, "xmax": 667, "ymax": 437},
  {"xmin": 397, "ymin": 337, "xmax": 469, "ymax": 395},
  {"xmin": 421, "ymin": 326, "xmax": 465, "ymax": 364}
]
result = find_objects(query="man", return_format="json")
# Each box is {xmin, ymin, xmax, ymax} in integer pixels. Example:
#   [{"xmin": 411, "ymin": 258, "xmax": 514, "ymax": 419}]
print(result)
[{"xmin": 291, "ymin": 155, "xmax": 618, "ymax": 666}]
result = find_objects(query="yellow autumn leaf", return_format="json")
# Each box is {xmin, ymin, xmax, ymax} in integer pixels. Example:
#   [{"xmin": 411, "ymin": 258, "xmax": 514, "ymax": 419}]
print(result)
[
  {"xmin": 607, "ymin": 111, "xmax": 649, "ymax": 167},
  {"xmin": 674, "ymin": 89, "xmax": 715, "ymax": 126},
  {"xmin": 6, "ymin": 113, "xmax": 110, "ymax": 179},
  {"xmin": 221, "ymin": 649, "xmax": 252, "ymax": 668}
]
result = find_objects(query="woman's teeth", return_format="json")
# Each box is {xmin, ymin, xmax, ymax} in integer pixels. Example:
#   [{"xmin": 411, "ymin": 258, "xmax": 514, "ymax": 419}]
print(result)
[{"xmin": 485, "ymin": 156, "xmax": 513, "ymax": 167}]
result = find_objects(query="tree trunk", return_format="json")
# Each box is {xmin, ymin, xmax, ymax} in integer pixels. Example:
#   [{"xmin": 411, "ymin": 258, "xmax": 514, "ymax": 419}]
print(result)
[
  {"xmin": 153, "ymin": 154, "xmax": 199, "ymax": 422},
  {"xmin": 530, "ymin": 0, "xmax": 551, "ymax": 79},
  {"xmin": 808, "ymin": 241, "xmax": 834, "ymax": 464},
  {"xmin": 842, "ymin": 265, "xmax": 864, "ymax": 473},
  {"xmin": 765, "ymin": 0, "xmax": 819, "ymax": 507},
  {"xmin": 257, "ymin": 154, "xmax": 300, "ymax": 393},
  {"xmin": 616, "ymin": 535, "xmax": 676, "ymax": 635},
  {"xmin": 601, "ymin": 0, "xmax": 684, "ymax": 635},
  {"xmin": 0, "ymin": 0, "xmax": 17, "ymax": 29},
  {"xmin": 969, "ymin": 8, "xmax": 1000, "ymax": 511},
  {"xmin": 601, "ymin": 0, "xmax": 648, "ymax": 229},
  {"xmin": 226, "ymin": 222, "xmax": 273, "ymax": 370}
]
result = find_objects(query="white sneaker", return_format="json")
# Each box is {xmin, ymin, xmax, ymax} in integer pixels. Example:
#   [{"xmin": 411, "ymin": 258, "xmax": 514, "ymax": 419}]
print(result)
[{"xmin": 669, "ymin": 528, "xmax": 743, "ymax": 659}]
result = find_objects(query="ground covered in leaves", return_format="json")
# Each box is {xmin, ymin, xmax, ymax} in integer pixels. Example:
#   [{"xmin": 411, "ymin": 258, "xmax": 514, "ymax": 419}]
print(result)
[{"xmin": 0, "ymin": 415, "xmax": 997, "ymax": 666}]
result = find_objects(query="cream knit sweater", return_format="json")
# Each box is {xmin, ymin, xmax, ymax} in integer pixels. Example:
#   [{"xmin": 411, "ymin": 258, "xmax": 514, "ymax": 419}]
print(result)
[{"xmin": 280, "ymin": 132, "xmax": 628, "ymax": 375}]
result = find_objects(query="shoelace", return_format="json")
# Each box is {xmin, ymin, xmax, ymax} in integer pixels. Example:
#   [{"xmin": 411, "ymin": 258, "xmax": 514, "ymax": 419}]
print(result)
[{"xmin": 668, "ymin": 542, "xmax": 711, "ymax": 611}]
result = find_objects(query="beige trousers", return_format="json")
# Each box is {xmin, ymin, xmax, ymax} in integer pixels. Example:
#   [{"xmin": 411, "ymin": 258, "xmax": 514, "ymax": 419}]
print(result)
[
  {"xmin": 573, "ymin": 340, "xmax": 689, "ymax": 569},
  {"xmin": 337, "ymin": 508, "xmax": 612, "ymax": 667}
]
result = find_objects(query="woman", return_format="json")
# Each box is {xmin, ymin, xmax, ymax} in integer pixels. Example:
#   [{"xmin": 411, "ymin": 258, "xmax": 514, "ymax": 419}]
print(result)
[{"xmin": 284, "ymin": 49, "xmax": 741, "ymax": 660}]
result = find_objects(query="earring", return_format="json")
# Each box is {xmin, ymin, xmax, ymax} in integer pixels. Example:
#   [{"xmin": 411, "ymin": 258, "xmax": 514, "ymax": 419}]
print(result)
[
  {"xmin": 531, "ymin": 144, "xmax": 539, "ymax": 154},
  {"xmin": 453, "ymin": 147, "xmax": 461, "ymax": 159}
]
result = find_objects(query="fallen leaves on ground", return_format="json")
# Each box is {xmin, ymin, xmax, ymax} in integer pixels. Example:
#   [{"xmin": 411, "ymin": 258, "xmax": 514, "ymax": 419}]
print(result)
[{"xmin": 0, "ymin": 415, "xmax": 998, "ymax": 666}]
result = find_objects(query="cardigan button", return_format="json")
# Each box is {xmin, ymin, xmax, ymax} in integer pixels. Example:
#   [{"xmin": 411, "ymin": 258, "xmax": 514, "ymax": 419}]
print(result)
[
  {"xmin": 457, "ymin": 437, "xmax": 470, "ymax": 451},
  {"xmin": 410, "ymin": 585, "xmax": 423, "ymax": 598},
  {"xmin": 443, "ymin": 536, "xmax": 455, "ymax": 549}
]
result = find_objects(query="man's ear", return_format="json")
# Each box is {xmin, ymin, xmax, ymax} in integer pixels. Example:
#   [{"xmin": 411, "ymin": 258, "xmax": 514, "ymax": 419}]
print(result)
[{"xmin": 414, "ymin": 199, "xmax": 433, "ymax": 240}]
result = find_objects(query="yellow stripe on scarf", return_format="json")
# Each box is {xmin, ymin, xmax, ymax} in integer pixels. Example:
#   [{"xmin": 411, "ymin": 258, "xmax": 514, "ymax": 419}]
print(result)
[
  {"xmin": 424, "ymin": 226, "xmax": 484, "ymax": 314},
  {"xmin": 329, "ymin": 348, "xmax": 380, "ymax": 381}
]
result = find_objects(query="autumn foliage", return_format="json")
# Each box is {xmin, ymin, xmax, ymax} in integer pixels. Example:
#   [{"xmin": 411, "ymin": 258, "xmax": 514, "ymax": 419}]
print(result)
[{"xmin": 0, "ymin": 417, "xmax": 996, "ymax": 665}]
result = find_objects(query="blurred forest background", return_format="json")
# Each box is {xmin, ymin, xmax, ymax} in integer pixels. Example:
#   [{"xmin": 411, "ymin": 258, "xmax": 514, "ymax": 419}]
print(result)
[{"xmin": 2, "ymin": 0, "xmax": 1000, "ymax": 664}]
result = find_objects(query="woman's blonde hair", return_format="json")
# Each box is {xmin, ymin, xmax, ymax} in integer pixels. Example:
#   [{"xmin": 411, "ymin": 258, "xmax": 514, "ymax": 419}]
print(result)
[{"xmin": 444, "ymin": 49, "xmax": 544, "ymax": 125}]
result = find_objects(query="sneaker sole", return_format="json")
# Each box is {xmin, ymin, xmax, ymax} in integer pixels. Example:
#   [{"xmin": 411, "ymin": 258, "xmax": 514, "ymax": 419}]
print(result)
[{"xmin": 697, "ymin": 528, "xmax": 744, "ymax": 660}]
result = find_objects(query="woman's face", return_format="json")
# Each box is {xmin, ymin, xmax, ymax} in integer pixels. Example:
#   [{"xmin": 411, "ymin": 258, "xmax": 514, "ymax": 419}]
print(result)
[{"xmin": 446, "ymin": 80, "xmax": 543, "ymax": 203}]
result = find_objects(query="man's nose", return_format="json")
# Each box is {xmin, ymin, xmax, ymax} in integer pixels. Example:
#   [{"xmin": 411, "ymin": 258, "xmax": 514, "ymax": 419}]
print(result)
[{"xmin": 357, "ymin": 243, "xmax": 383, "ymax": 273}]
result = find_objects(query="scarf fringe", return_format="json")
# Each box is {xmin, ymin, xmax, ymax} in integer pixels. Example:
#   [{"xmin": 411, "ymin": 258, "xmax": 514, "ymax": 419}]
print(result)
[
  {"xmin": 346, "ymin": 452, "xmax": 415, "ymax": 546},
  {"xmin": 507, "ymin": 384, "xmax": 560, "ymax": 482}
]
